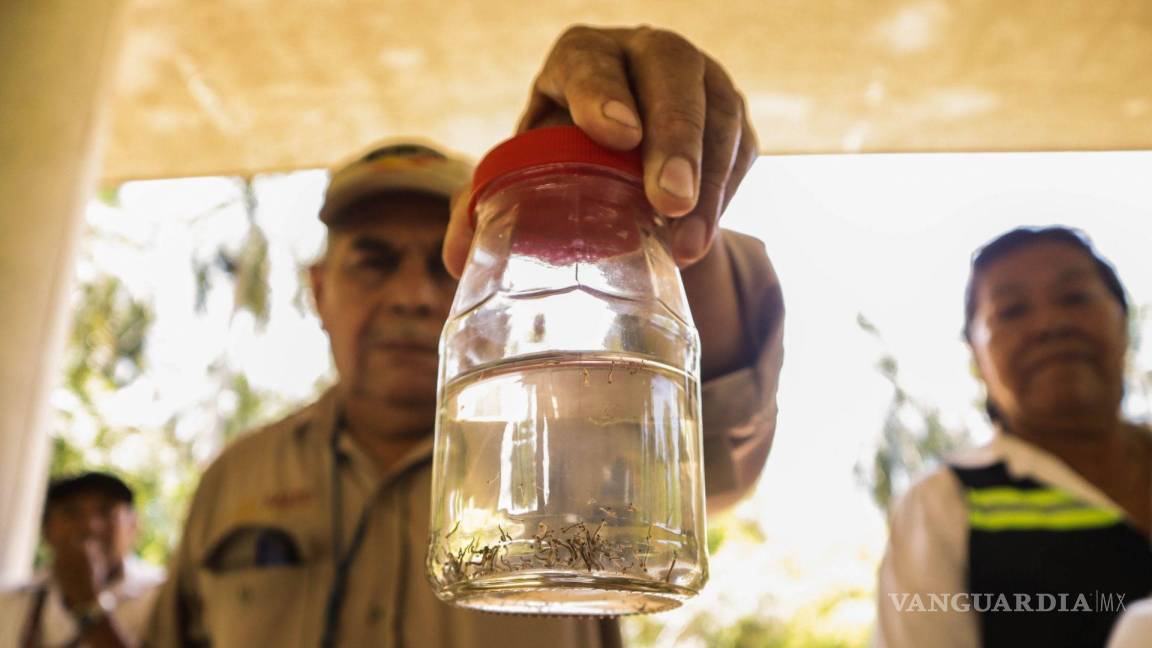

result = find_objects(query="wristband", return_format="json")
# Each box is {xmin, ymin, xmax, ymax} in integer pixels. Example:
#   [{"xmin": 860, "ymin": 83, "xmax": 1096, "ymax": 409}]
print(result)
[{"xmin": 72, "ymin": 590, "xmax": 116, "ymax": 633}]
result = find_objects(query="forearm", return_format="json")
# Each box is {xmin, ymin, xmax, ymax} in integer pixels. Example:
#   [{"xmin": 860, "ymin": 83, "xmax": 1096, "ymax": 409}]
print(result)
[
  {"xmin": 57, "ymin": 566, "xmax": 135, "ymax": 648},
  {"xmin": 82, "ymin": 615, "xmax": 133, "ymax": 648},
  {"xmin": 680, "ymin": 231, "xmax": 748, "ymax": 381},
  {"xmin": 683, "ymin": 230, "xmax": 785, "ymax": 510},
  {"xmin": 62, "ymin": 588, "xmax": 132, "ymax": 648}
]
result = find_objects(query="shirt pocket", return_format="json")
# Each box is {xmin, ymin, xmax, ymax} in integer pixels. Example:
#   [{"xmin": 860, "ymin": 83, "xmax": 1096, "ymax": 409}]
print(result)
[{"xmin": 196, "ymin": 564, "xmax": 315, "ymax": 648}]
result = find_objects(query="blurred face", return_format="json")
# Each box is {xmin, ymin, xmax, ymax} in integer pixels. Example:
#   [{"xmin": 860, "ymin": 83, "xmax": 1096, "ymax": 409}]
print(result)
[
  {"xmin": 311, "ymin": 192, "xmax": 456, "ymax": 413},
  {"xmin": 44, "ymin": 492, "xmax": 136, "ymax": 569},
  {"xmin": 968, "ymin": 241, "xmax": 1127, "ymax": 429}
]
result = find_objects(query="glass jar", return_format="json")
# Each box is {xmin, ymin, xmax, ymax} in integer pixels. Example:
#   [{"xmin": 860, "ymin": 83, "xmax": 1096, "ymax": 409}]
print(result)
[{"xmin": 426, "ymin": 126, "xmax": 706, "ymax": 616}]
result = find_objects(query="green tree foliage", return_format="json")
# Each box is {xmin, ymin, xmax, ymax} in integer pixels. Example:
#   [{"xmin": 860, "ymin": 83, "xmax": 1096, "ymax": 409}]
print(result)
[
  {"xmin": 46, "ymin": 177, "xmax": 313, "ymax": 568},
  {"xmin": 230, "ymin": 178, "xmax": 271, "ymax": 327},
  {"xmin": 1127, "ymin": 304, "xmax": 1152, "ymax": 420},
  {"xmin": 50, "ymin": 272, "xmax": 179, "ymax": 565},
  {"xmin": 65, "ymin": 276, "xmax": 152, "ymax": 399},
  {"xmin": 853, "ymin": 314, "xmax": 971, "ymax": 514}
]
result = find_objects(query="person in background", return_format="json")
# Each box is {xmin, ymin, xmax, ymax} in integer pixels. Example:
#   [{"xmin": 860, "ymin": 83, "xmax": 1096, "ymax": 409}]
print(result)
[
  {"xmin": 877, "ymin": 227, "xmax": 1152, "ymax": 647},
  {"xmin": 0, "ymin": 472, "xmax": 164, "ymax": 648},
  {"xmin": 147, "ymin": 24, "xmax": 784, "ymax": 648}
]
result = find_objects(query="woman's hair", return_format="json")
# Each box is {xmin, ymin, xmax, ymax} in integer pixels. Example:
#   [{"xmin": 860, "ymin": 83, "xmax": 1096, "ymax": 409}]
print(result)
[
  {"xmin": 962, "ymin": 226, "xmax": 1129, "ymax": 424},
  {"xmin": 963, "ymin": 226, "xmax": 1128, "ymax": 340}
]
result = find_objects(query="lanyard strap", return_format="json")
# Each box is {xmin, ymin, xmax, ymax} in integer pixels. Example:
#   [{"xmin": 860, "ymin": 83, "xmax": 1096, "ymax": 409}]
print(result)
[
  {"xmin": 320, "ymin": 429, "xmax": 377, "ymax": 648},
  {"xmin": 320, "ymin": 417, "xmax": 424, "ymax": 647},
  {"xmin": 20, "ymin": 586, "xmax": 49, "ymax": 648}
]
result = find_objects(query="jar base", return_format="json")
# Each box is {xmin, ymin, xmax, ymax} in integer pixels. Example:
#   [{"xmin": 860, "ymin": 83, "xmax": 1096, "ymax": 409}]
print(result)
[{"xmin": 436, "ymin": 571, "xmax": 695, "ymax": 616}]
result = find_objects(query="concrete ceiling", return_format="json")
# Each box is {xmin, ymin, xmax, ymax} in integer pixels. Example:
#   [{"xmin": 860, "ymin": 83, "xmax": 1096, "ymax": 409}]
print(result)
[{"xmin": 102, "ymin": 0, "xmax": 1152, "ymax": 183}]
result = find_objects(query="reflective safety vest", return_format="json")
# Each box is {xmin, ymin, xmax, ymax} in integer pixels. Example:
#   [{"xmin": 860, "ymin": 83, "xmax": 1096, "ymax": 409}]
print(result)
[{"xmin": 951, "ymin": 461, "xmax": 1152, "ymax": 647}]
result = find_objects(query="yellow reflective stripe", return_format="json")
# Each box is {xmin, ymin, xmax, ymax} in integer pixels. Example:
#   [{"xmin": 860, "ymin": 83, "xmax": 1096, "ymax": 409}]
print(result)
[
  {"xmin": 966, "ymin": 487, "xmax": 1082, "ymax": 508},
  {"xmin": 969, "ymin": 507, "xmax": 1124, "ymax": 531}
]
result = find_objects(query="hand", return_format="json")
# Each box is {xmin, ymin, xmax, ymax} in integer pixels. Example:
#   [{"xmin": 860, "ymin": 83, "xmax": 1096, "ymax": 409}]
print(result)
[
  {"xmin": 52, "ymin": 537, "xmax": 108, "ymax": 606},
  {"xmin": 443, "ymin": 25, "xmax": 758, "ymax": 276}
]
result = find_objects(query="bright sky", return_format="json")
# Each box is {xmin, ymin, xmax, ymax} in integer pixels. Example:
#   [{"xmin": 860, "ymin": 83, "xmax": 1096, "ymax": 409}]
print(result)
[{"xmin": 79, "ymin": 150, "xmax": 1152, "ymax": 641}]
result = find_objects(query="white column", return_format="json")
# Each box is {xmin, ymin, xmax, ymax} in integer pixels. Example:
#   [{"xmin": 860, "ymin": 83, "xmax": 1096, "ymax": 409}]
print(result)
[{"xmin": 0, "ymin": 0, "xmax": 127, "ymax": 583}]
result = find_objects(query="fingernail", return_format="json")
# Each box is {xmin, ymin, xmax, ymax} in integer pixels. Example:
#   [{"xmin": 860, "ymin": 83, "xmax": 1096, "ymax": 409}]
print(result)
[
  {"xmin": 658, "ymin": 156, "xmax": 696, "ymax": 200},
  {"xmin": 674, "ymin": 218, "xmax": 708, "ymax": 261},
  {"xmin": 602, "ymin": 100, "xmax": 641, "ymax": 130}
]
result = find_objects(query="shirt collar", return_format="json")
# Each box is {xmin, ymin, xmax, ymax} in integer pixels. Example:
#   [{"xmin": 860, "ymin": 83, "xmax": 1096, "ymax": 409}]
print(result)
[
  {"xmin": 322, "ymin": 386, "xmax": 435, "ymax": 490},
  {"xmin": 986, "ymin": 429, "xmax": 1137, "ymax": 513}
]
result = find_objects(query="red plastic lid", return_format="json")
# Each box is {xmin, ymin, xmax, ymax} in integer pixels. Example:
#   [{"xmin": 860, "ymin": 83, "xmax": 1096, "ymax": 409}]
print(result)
[{"xmin": 469, "ymin": 125, "xmax": 643, "ymax": 221}]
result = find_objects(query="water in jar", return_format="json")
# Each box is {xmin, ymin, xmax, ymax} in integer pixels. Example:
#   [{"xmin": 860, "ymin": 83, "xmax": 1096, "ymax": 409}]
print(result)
[{"xmin": 427, "ymin": 350, "xmax": 706, "ymax": 616}]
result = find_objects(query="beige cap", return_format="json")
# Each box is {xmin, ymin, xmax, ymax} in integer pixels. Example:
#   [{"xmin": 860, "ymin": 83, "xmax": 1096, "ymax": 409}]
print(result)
[{"xmin": 319, "ymin": 140, "xmax": 474, "ymax": 225}]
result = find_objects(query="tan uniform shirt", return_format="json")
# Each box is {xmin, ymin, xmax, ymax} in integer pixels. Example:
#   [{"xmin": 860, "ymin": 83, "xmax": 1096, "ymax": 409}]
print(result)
[{"xmin": 146, "ymin": 230, "xmax": 783, "ymax": 648}]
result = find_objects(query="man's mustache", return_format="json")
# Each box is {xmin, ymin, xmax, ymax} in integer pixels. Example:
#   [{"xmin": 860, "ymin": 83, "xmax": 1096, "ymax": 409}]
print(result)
[{"xmin": 363, "ymin": 328, "xmax": 439, "ymax": 351}]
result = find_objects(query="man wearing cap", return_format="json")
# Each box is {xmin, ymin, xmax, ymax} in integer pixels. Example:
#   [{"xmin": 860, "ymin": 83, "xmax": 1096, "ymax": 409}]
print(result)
[
  {"xmin": 0, "ymin": 472, "xmax": 164, "ymax": 648},
  {"xmin": 148, "ymin": 25, "xmax": 782, "ymax": 647}
]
